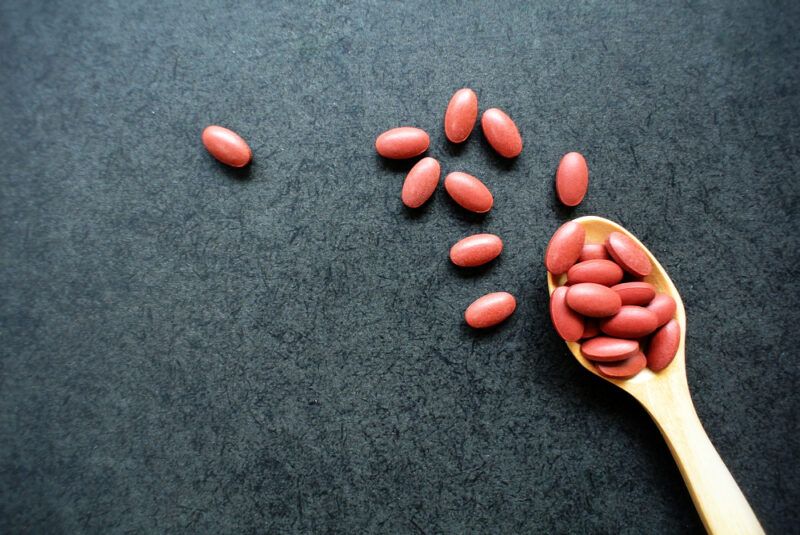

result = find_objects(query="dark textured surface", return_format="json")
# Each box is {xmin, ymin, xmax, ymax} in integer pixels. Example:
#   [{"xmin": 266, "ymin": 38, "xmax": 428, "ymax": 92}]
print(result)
[{"xmin": 1, "ymin": 0, "xmax": 799, "ymax": 533}]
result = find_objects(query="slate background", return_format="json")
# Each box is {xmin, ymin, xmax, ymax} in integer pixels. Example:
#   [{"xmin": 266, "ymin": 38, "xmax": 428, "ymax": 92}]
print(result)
[{"xmin": 1, "ymin": 0, "xmax": 799, "ymax": 533}]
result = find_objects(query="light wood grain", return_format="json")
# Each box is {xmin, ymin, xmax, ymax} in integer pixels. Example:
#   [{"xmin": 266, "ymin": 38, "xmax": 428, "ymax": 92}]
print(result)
[{"xmin": 547, "ymin": 216, "xmax": 764, "ymax": 535}]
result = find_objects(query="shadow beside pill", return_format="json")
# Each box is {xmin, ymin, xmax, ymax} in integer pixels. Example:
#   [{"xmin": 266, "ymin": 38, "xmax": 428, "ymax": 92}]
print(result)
[{"xmin": 215, "ymin": 160, "xmax": 253, "ymax": 180}]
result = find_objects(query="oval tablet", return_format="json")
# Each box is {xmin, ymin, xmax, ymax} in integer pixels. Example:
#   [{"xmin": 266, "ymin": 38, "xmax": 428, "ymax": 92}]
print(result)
[
  {"xmin": 612, "ymin": 282, "xmax": 656, "ymax": 306},
  {"xmin": 566, "ymin": 259, "xmax": 624, "ymax": 286},
  {"xmin": 647, "ymin": 294, "xmax": 677, "ymax": 327},
  {"xmin": 481, "ymin": 108, "xmax": 522, "ymax": 158},
  {"xmin": 581, "ymin": 337, "xmax": 640, "ymax": 362},
  {"xmin": 549, "ymin": 286, "xmax": 584, "ymax": 342},
  {"xmin": 555, "ymin": 152, "xmax": 589, "ymax": 206},
  {"xmin": 465, "ymin": 292, "xmax": 517, "ymax": 328},
  {"xmin": 579, "ymin": 243, "xmax": 609, "ymax": 262},
  {"xmin": 450, "ymin": 234, "xmax": 503, "ymax": 267},
  {"xmin": 600, "ymin": 306, "xmax": 659, "ymax": 338},
  {"xmin": 444, "ymin": 88, "xmax": 478, "ymax": 143},
  {"xmin": 444, "ymin": 172, "xmax": 493, "ymax": 213},
  {"xmin": 375, "ymin": 127, "xmax": 430, "ymax": 159},
  {"xmin": 544, "ymin": 221, "xmax": 585, "ymax": 275},
  {"xmin": 605, "ymin": 232, "xmax": 652, "ymax": 277},
  {"xmin": 202, "ymin": 125, "xmax": 252, "ymax": 167},
  {"xmin": 647, "ymin": 319, "xmax": 681, "ymax": 372},
  {"xmin": 566, "ymin": 283, "xmax": 622, "ymax": 318},
  {"xmin": 401, "ymin": 157, "xmax": 440, "ymax": 208},
  {"xmin": 596, "ymin": 351, "xmax": 647, "ymax": 379}
]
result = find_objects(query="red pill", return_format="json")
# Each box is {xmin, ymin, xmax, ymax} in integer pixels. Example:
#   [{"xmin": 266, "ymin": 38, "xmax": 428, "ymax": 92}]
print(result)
[
  {"xmin": 444, "ymin": 88, "xmax": 478, "ymax": 143},
  {"xmin": 600, "ymin": 306, "xmax": 659, "ymax": 338},
  {"xmin": 450, "ymin": 233, "xmax": 503, "ymax": 267},
  {"xmin": 605, "ymin": 232, "xmax": 652, "ymax": 277},
  {"xmin": 481, "ymin": 108, "xmax": 522, "ymax": 158},
  {"xmin": 544, "ymin": 221, "xmax": 586, "ymax": 275},
  {"xmin": 596, "ymin": 351, "xmax": 647, "ymax": 379},
  {"xmin": 579, "ymin": 243, "xmax": 610, "ymax": 262},
  {"xmin": 202, "ymin": 125, "xmax": 252, "ymax": 167},
  {"xmin": 612, "ymin": 282, "xmax": 656, "ymax": 305},
  {"xmin": 566, "ymin": 259, "xmax": 624, "ymax": 286},
  {"xmin": 444, "ymin": 172, "xmax": 493, "ymax": 213},
  {"xmin": 647, "ymin": 294, "xmax": 677, "ymax": 327},
  {"xmin": 581, "ymin": 319, "xmax": 600, "ymax": 339},
  {"xmin": 549, "ymin": 286, "xmax": 584, "ymax": 342},
  {"xmin": 566, "ymin": 283, "xmax": 622, "ymax": 318},
  {"xmin": 647, "ymin": 319, "xmax": 681, "ymax": 372},
  {"xmin": 465, "ymin": 292, "xmax": 517, "ymax": 328},
  {"xmin": 555, "ymin": 152, "xmax": 589, "ymax": 207},
  {"xmin": 375, "ymin": 127, "xmax": 430, "ymax": 159},
  {"xmin": 581, "ymin": 336, "xmax": 640, "ymax": 362},
  {"xmin": 401, "ymin": 157, "xmax": 440, "ymax": 208}
]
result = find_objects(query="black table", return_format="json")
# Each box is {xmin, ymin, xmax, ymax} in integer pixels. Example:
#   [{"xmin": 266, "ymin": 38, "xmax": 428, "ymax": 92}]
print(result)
[{"xmin": 2, "ymin": 1, "xmax": 798, "ymax": 532}]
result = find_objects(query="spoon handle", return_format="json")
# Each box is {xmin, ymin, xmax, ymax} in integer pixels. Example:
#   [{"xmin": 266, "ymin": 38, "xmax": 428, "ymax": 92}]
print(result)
[{"xmin": 642, "ymin": 381, "xmax": 764, "ymax": 535}]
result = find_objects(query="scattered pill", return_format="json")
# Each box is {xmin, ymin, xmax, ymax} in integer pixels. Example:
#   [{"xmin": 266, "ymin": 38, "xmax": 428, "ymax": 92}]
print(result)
[
  {"xmin": 581, "ymin": 336, "xmax": 640, "ymax": 362},
  {"xmin": 600, "ymin": 306, "xmax": 659, "ymax": 338},
  {"xmin": 555, "ymin": 152, "xmax": 589, "ymax": 207},
  {"xmin": 579, "ymin": 243, "xmax": 610, "ymax": 262},
  {"xmin": 545, "ymin": 221, "xmax": 586, "ymax": 275},
  {"xmin": 596, "ymin": 351, "xmax": 647, "ymax": 379},
  {"xmin": 549, "ymin": 286, "xmax": 585, "ymax": 342},
  {"xmin": 612, "ymin": 282, "xmax": 656, "ymax": 306},
  {"xmin": 481, "ymin": 108, "xmax": 522, "ymax": 158},
  {"xmin": 647, "ymin": 294, "xmax": 677, "ymax": 327},
  {"xmin": 450, "ymin": 234, "xmax": 503, "ymax": 267},
  {"xmin": 202, "ymin": 126, "xmax": 252, "ymax": 167},
  {"xmin": 605, "ymin": 232, "xmax": 652, "ymax": 277},
  {"xmin": 375, "ymin": 127, "xmax": 430, "ymax": 159},
  {"xmin": 646, "ymin": 319, "xmax": 681, "ymax": 371},
  {"xmin": 566, "ymin": 259, "xmax": 624, "ymax": 286},
  {"xmin": 401, "ymin": 157, "xmax": 440, "ymax": 208},
  {"xmin": 444, "ymin": 172, "xmax": 494, "ymax": 213},
  {"xmin": 566, "ymin": 283, "xmax": 622, "ymax": 318},
  {"xmin": 465, "ymin": 292, "xmax": 517, "ymax": 328},
  {"xmin": 444, "ymin": 88, "xmax": 479, "ymax": 143}
]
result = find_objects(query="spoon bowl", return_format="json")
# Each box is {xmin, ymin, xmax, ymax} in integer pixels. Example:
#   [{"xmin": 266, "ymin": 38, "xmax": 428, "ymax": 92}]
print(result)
[{"xmin": 547, "ymin": 216, "xmax": 763, "ymax": 535}]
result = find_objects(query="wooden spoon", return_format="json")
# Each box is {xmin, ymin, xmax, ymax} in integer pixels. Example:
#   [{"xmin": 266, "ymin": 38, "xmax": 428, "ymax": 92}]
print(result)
[{"xmin": 547, "ymin": 216, "xmax": 764, "ymax": 535}]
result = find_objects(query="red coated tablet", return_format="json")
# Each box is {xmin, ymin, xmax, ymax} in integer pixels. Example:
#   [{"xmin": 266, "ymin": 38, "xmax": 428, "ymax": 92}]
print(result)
[
  {"xmin": 580, "ymin": 337, "xmax": 640, "ymax": 362},
  {"xmin": 600, "ymin": 306, "xmax": 659, "ymax": 338},
  {"xmin": 202, "ymin": 126, "xmax": 252, "ymax": 167},
  {"xmin": 605, "ymin": 232, "xmax": 652, "ymax": 277},
  {"xmin": 375, "ymin": 127, "xmax": 430, "ymax": 159},
  {"xmin": 555, "ymin": 152, "xmax": 589, "ymax": 206},
  {"xmin": 647, "ymin": 294, "xmax": 677, "ymax": 327},
  {"xmin": 401, "ymin": 157, "xmax": 440, "ymax": 208},
  {"xmin": 647, "ymin": 319, "xmax": 681, "ymax": 371},
  {"xmin": 481, "ymin": 108, "xmax": 522, "ymax": 158},
  {"xmin": 465, "ymin": 292, "xmax": 517, "ymax": 328},
  {"xmin": 444, "ymin": 88, "xmax": 478, "ymax": 143},
  {"xmin": 566, "ymin": 283, "xmax": 622, "ymax": 318},
  {"xmin": 579, "ymin": 243, "xmax": 609, "ymax": 262},
  {"xmin": 549, "ymin": 286, "xmax": 584, "ymax": 342},
  {"xmin": 544, "ymin": 221, "xmax": 585, "ymax": 275},
  {"xmin": 450, "ymin": 234, "xmax": 503, "ymax": 267},
  {"xmin": 444, "ymin": 172, "xmax": 493, "ymax": 213},
  {"xmin": 566, "ymin": 260, "xmax": 624, "ymax": 286},
  {"xmin": 612, "ymin": 282, "xmax": 656, "ymax": 306},
  {"xmin": 596, "ymin": 351, "xmax": 647, "ymax": 379}
]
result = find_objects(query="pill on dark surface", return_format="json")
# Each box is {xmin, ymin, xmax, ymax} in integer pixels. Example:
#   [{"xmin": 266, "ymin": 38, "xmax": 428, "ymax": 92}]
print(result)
[
  {"xmin": 450, "ymin": 233, "xmax": 503, "ymax": 267},
  {"xmin": 612, "ymin": 282, "xmax": 656, "ymax": 306},
  {"xmin": 647, "ymin": 294, "xmax": 677, "ymax": 327},
  {"xmin": 444, "ymin": 88, "xmax": 478, "ymax": 143},
  {"xmin": 605, "ymin": 232, "xmax": 652, "ymax": 277},
  {"xmin": 581, "ymin": 336, "xmax": 640, "ymax": 362},
  {"xmin": 566, "ymin": 259, "xmax": 624, "ymax": 286},
  {"xmin": 401, "ymin": 157, "xmax": 440, "ymax": 208},
  {"xmin": 549, "ymin": 286, "xmax": 584, "ymax": 342},
  {"xmin": 465, "ymin": 292, "xmax": 517, "ymax": 328},
  {"xmin": 596, "ymin": 351, "xmax": 647, "ymax": 379},
  {"xmin": 444, "ymin": 172, "xmax": 493, "ymax": 213},
  {"xmin": 600, "ymin": 306, "xmax": 659, "ymax": 338},
  {"xmin": 647, "ymin": 319, "xmax": 681, "ymax": 371},
  {"xmin": 202, "ymin": 125, "xmax": 252, "ymax": 167},
  {"xmin": 555, "ymin": 152, "xmax": 589, "ymax": 206},
  {"xmin": 544, "ymin": 221, "xmax": 586, "ymax": 275},
  {"xmin": 375, "ymin": 127, "xmax": 430, "ymax": 159},
  {"xmin": 581, "ymin": 319, "xmax": 600, "ymax": 339},
  {"xmin": 481, "ymin": 108, "xmax": 522, "ymax": 158},
  {"xmin": 566, "ymin": 283, "xmax": 622, "ymax": 317},
  {"xmin": 579, "ymin": 243, "xmax": 609, "ymax": 262}
]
